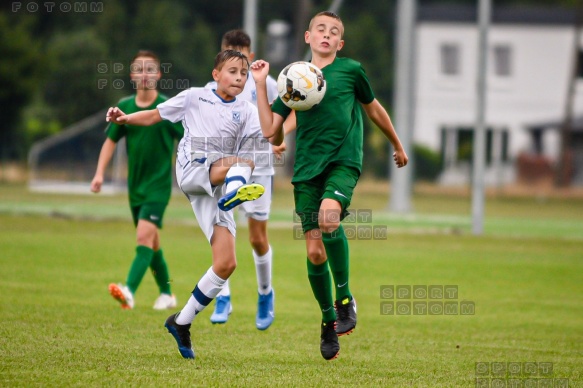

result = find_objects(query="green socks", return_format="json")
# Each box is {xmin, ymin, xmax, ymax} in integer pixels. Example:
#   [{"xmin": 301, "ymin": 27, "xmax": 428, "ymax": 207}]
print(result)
[
  {"xmin": 307, "ymin": 259, "xmax": 336, "ymax": 322},
  {"xmin": 150, "ymin": 249, "xmax": 172, "ymax": 295},
  {"xmin": 322, "ymin": 224, "xmax": 352, "ymax": 302},
  {"xmin": 126, "ymin": 245, "xmax": 154, "ymax": 294}
]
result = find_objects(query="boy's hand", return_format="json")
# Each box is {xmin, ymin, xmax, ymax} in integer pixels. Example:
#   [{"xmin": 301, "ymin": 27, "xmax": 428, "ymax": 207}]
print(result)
[
  {"xmin": 106, "ymin": 107, "xmax": 129, "ymax": 124},
  {"xmin": 90, "ymin": 175, "xmax": 103, "ymax": 193},
  {"xmin": 250, "ymin": 60, "xmax": 270, "ymax": 82},
  {"xmin": 272, "ymin": 141, "xmax": 287, "ymax": 160},
  {"xmin": 393, "ymin": 149, "xmax": 408, "ymax": 168}
]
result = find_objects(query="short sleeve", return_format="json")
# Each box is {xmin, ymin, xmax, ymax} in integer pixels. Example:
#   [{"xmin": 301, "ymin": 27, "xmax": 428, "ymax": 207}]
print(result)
[
  {"xmin": 105, "ymin": 121, "xmax": 125, "ymax": 142},
  {"xmin": 354, "ymin": 64, "xmax": 375, "ymax": 105},
  {"xmin": 271, "ymin": 97, "xmax": 292, "ymax": 119},
  {"xmin": 158, "ymin": 89, "xmax": 190, "ymax": 123}
]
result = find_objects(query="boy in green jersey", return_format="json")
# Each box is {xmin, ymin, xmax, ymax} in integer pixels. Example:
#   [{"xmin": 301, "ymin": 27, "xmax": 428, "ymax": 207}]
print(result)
[
  {"xmin": 91, "ymin": 50, "xmax": 184, "ymax": 310},
  {"xmin": 251, "ymin": 11, "xmax": 408, "ymax": 360}
]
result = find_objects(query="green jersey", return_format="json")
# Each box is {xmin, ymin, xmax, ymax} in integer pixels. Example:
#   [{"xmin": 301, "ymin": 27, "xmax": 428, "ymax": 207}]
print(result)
[
  {"xmin": 272, "ymin": 57, "xmax": 375, "ymax": 182},
  {"xmin": 106, "ymin": 94, "xmax": 184, "ymax": 206}
]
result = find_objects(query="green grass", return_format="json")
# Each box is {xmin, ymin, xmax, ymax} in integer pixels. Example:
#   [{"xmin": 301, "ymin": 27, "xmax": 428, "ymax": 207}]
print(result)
[{"xmin": 1, "ymin": 183, "xmax": 582, "ymax": 386}]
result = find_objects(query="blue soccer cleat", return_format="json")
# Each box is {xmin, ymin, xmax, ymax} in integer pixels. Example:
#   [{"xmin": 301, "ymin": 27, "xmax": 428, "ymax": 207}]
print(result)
[
  {"xmin": 218, "ymin": 183, "xmax": 265, "ymax": 211},
  {"xmin": 256, "ymin": 290, "xmax": 275, "ymax": 330},
  {"xmin": 210, "ymin": 295, "xmax": 233, "ymax": 324},
  {"xmin": 165, "ymin": 313, "xmax": 195, "ymax": 359}
]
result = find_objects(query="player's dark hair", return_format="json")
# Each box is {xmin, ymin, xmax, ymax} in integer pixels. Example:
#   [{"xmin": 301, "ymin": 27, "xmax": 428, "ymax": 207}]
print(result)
[
  {"xmin": 221, "ymin": 29, "xmax": 251, "ymax": 51},
  {"xmin": 214, "ymin": 49, "xmax": 249, "ymax": 71},
  {"xmin": 131, "ymin": 50, "xmax": 160, "ymax": 65}
]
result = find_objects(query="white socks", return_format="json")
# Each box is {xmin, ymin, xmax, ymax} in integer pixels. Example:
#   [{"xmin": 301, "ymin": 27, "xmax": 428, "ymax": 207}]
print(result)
[
  {"xmin": 225, "ymin": 163, "xmax": 252, "ymax": 193},
  {"xmin": 210, "ymin": 246, "xmax": 272, "ymax": 300},
  {"xmin": 216, "ymin": 279, "xmax": 231, "ymax": 297},
  {"xmin": 255, "ymin": 246, "xmax": 272, "ymax": 295},
  {"xmin": 176, "ymin": 267, "xmax": 226, "ymax": 325}
]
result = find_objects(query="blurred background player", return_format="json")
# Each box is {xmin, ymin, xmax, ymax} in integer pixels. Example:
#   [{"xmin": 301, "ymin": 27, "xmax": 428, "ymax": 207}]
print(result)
[
  {"xmin": 205, "ymin": 29, "xmax": 284, "ymax": 330},
  {"xmin": 91, "ymin": 50, "xmax": 184, "ymax": 310}
]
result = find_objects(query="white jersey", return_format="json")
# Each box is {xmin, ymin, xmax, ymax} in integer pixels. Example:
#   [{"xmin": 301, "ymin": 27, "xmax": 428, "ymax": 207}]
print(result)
[
  {"xmin": 158, "ymin": 87, "xmax": 270, "ymax": 177},
  {"xmin": 205, "ymin": 74, "xmax": 278, "ymax": 176}
]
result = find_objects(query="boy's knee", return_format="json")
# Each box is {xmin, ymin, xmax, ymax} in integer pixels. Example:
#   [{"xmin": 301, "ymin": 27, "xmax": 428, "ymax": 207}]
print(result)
[
  {"xmin": 318, "ymin": 220, "xmax": 340, "ymax": 234},
  {"xmin": 214, "ymin": 259, "xmax": 237, "ymax": 279},
  {"xmin": 307, "ymin": 245, "xmax": 327, "ymax": 265},
  {"xmin": 249, "ymin": 234, "xmax": 268, "ymax": 254}
]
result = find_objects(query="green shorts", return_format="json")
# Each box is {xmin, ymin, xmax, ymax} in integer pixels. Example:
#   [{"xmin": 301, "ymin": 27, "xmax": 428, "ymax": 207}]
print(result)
[
  {"xmin": 293, "ymin": 165, "xmax": 360, "ymax": 233},
  {"xmin": 130, "ymin": 202, "xmax": 167, "ymax": 228}
]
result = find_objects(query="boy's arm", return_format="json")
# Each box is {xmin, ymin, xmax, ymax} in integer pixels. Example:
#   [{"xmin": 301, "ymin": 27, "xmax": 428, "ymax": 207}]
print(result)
[
  {"xmin": 106, "ymin": 107, "xmax": 162, "ymax": 126},
  {"xmin": 251, "ymin": 60, "xmax": 285, "ymax": 145},
  {"xmin": 90, "ymin": 138, "xmax": 116, "ymax": 193},
  {"xmin": 272, "ymin": 112, "xmax": 297, "ymax": 157},
  {"xmin": 362, "ymin": 99, "xmax": 408, "ymax": 168}
]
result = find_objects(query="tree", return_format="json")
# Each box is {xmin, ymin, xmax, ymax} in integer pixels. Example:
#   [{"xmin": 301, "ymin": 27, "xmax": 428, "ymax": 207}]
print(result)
[
  {"xmin": 0, "ymin": 12, "xmax": 43, "ymax": 160},
  {"xmin": 42, "ymin": 29, "xmax": 110, "ymax": 125}
]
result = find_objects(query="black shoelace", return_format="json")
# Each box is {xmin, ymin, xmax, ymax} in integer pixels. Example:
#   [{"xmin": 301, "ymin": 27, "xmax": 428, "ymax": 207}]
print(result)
[
  {"xmin": 336, "ymin": 302, "xmax": 350, "ymax": 321},
  {"xmin": 177, "ymin": 323, "xmax": 192, "ymax": 347}
]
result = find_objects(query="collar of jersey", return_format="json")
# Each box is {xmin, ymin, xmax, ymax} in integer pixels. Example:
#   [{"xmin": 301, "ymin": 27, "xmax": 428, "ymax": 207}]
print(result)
[{"xmin": 212, "ymin": 89, "xmax": 237, "ymax": 104}]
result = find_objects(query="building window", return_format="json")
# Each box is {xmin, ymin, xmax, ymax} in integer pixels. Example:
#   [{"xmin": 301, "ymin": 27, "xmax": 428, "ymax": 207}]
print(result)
[
  {"xmin": 577, "ymin": 50, "xmax": 583, "ymax": 78},
  {"xmin": 440, "ymin": 127, "xmax": 509, "ymax": 166},
  {"xmin": 493, "ymin": 44, "xmax": 512, "ymax": 77},
  {"xmin": 440, "ymin": 43, "xmax": 460, "ymax": 75}
]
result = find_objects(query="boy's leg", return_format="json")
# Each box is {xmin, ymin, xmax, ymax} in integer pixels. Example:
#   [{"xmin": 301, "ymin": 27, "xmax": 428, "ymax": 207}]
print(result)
[
  {"xmin": 210, "ymin": 157, "xmax": 265, "ymax": 211},
  {"xmin": 244, "ymin": 175, "xmax": 274, "ymax": 330},
  {"xmin": 109, "ymin": 216, "xmax": 157, "ymax": 309},
  {"xmin": 166, "ymin": 265, "xmax": 226, "ymax": 360},
  {"xmin": 166, "ymin": 225, "xmax": 235, "ymax": 359},
  {"xmin": 305, "ymin": 233, "xmax": 335, "ymax": 323},
  {"xmin": 295, "ymin": 179, "xmax": 339, "ymax": 360},
  {"xmin": 128, "ymin": 205, "xmax": 165, "ymax": 294},
  {"xmin": 151, "ymin": 249, "xmax": 178, "ymax": 310},
  {"xmin": 164, "ymin": 185, "xmax": 236, "ymax": 358},
  {"xmin": 109, "ymin": 244, "xmax": 153, "ymax": 310},
  {"xmin": 305, "ymin": 231, "xmax": 339, "ymax": 361},
  {"xmin": 125, "ymin": 242, "xmax": 154, "ymax": 291},
  {"xmin": 319, "ymin": 166, "xmax": 360, "ymax": 336},
  {"xmin": 209, "ymin": 279, "xmax": 232, "ymax": 324},
  {"xmin": 151, "ymin": 248, "xmax": 171, "ymax": 295},
  {"xmin": 322, "ymin": 224, "xmax": 351, "ymax": 301}
]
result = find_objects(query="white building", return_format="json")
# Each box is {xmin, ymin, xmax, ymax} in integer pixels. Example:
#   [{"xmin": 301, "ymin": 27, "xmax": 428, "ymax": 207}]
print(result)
[{"xmin": 414, "ymin": 5, "xmax": 583, "ymax": 186}]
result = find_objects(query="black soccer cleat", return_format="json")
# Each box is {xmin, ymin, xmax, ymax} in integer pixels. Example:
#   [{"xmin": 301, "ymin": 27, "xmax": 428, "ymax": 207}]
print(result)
[
  {"xmin": 335, "ymin": 297, "xmax": 357, "ymax": 336},
  {"xmin": 320, "ymin": 320, "xmax": 340, "ymax": 360},
  {"xmin": 164, "ymin": 313, "xmax": 195, "ymax": 359}
]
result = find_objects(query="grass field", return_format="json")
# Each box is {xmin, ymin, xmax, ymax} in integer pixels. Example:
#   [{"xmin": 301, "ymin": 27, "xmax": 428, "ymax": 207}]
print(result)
[{"xmin": 1, "ymin": 181, "xmax": 582, "ymax": 386}]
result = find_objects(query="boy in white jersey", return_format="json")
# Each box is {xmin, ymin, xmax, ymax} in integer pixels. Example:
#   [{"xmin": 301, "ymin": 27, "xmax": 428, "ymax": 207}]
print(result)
[
  {"xmin": 106, "ymin": 50, "xmax": 266, "ymax": 359},
  {"xmin": 205, "ymin": 30, "xmax": 280, "ymax": 330}
]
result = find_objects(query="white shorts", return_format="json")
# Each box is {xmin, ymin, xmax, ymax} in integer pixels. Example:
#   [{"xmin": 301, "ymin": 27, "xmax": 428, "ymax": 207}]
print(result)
[
  {"xmin": 176, "ymin": 159, "xmax": 236, "ymax": 243},
  {"xmin": 239, "ymin": 174, "xmax": 272, "ymax": 221}
]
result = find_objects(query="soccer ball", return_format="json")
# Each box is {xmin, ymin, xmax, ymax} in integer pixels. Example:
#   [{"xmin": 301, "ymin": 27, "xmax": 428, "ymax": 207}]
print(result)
[{"xmin": 277, "ymin": 61, "xmax": 326, "ymax": 111}]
